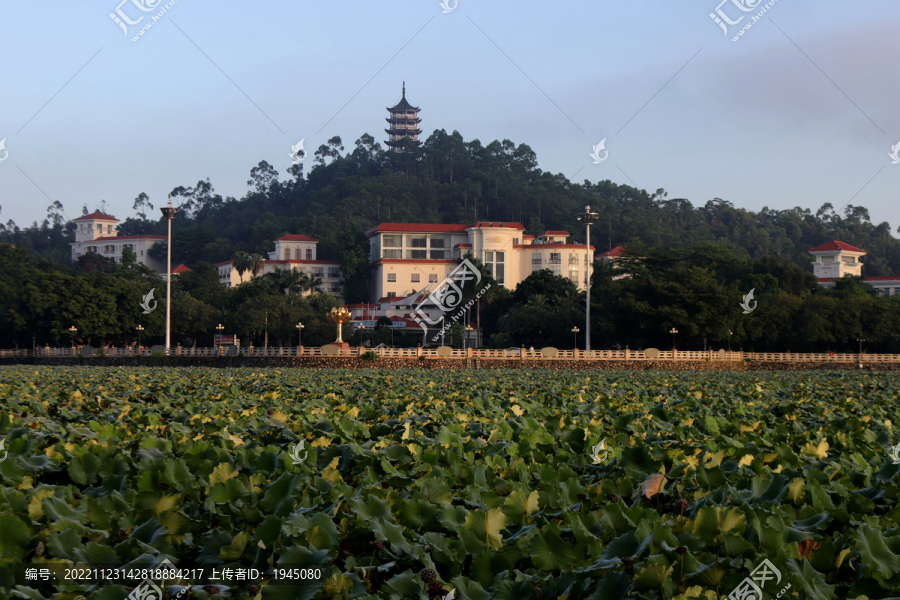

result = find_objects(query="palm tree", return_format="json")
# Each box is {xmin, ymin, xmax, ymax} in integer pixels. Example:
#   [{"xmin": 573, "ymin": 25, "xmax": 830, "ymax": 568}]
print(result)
[
  {"xmin": 248, "ymin": 254, "xmax": 265, "ymax": 279},
  {"xmin": 233, "ymin": 251, "xmax": 250, "ymax": 283},
  {"xmin": 304, "ymin": 273, "xmax": 323, "ymax": 293}
]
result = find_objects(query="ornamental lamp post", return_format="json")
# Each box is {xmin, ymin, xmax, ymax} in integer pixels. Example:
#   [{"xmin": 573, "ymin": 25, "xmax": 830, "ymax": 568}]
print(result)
[
  {"xmin": 357, "ymin": 323, "xmax": 367, "ymax": 347},
  {"xmin": 296, "ymin": 322, "xmax": 304, "ymax": 348},
  {"xmin": 857, "ymin": 337, "xmax": 865, "ymax": 368},
  {"xmin": 465, "ymin": 325, "xmax": 473, "ymax": 351},
  {"xmin": 136, "ymin": 325, "xmax": 145, "ymax": 354},
  {"xmin": 160, "ymin": 200, "xmax": 180, "ymax": 353},
  {"xmin": 572, "ymin": 326, "xmax": 580, "ymax": 350},
  {"xmin": 69, "ymin": 326, "xmax": 77, "ymax": 354},
  {"xmin": 669, "ymin": 328, "xmax": 678, "ymax": 351},
  {"xmin": 576, "ymin": 206, "xmax": 599, "ymax": 354},
  {"xmin": 216, "ymin": 323, "xmax": 224, "ymax": 349}
]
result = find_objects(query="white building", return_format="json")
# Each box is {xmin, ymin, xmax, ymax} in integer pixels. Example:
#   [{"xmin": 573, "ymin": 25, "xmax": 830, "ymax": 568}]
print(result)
[
  {"xmin": 216, "ymin": 234, "xmax": 343, "ymax": 298},
  {"xmin": 70, "ymin": 211, "xmax": 166, "ymax": 272},
  {"xmin": 365, "ymin": 222, "xmax": 594, "ymax": 302},
  {"xmin": 810, "ymin": 241, "xmax": 900, "ymax": 296}
]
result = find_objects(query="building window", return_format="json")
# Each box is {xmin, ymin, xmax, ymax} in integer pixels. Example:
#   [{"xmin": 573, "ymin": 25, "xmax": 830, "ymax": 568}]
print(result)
[
  {"xmin": 496, "ymin": 251, "xmax": 504, "ymax": 263},
  {"xmin": 550, "ymin": 264, "xmax": 561, "ymax": 276},
  {"xmin": 496, "ymin": 264, "xmax": 505, "ymax": 286},
  {"xmin": 430, "ymin": 238, "xmax": 445, "ymax": 248},
  {"xmin": 411, "ymin": 273, "xmax": 420, "ymax": 283},
  {"xmin": 97, "ymin": 224, "xmax": 102, "ymax": 230},
  {"xmin": 140, "ymin": 250, "xmax": 144, "ymax": 256},
  {"xmin": 429, "ymin": 274, "xmax": 438, "ymax": 283},
  {"xmin": 306, "ymin": 249, "xmax": 312, "ymax": 260},
  {"xmin": 484, "ymin": 251, "xmax": 493, "ymax": 264},
  {"xmin": 408, "ymin": 236, "xmax": 427, "ymax": 248},
  {"xmin": 107, "ymin": 225, "xmax": 112, "ymax": 233},
  {"xmin": 569, "ymin": 265, "xmax": 579, "ymax": 282},
  {"xmin": 569, "ymin": 255, "xmax": 579, "ymax": 265},
  {"xmin": 313, "ymin": 267, "xmax": 324, "ymax": 277},
  {"xmin": 384, "ymin": 249, "xmax": 402, "ymax": 259},
  {"xmin": 387, "ymin": 292, "xmax": 397, "ymax": 298},
  {"xmin": 513, "ymin": 238, "xmax": 519, "ymax": 245},
  {"xmin": 841, "ymin": 256, "xmax": 856, "ymax": 265},
  {"xmin": 284, "ymin": 249, "xmax": 289, "ymax": 260},
  {"xmin": 407, "ymin": 250, "xmax": 427, "ymax": 259},
  {"xmin": 387, "ymin": 273, "xmax": 397, "ymax": 282},
  {"xmin": 429, "ymin": 250, "xmax": 447, "ymax": 259},
  {"xmin": 550, "ymin": 253, "xmax": 562, "ymax": 265},
  {"xmin": 383, "ymin": 235, "xmax": 401, "ymax": 248},
  {"xmin": 328, "ymin": 268, "xmax": 341, "ymax": 278},
  {"xmin": 329, "ymin": 283, "xmax": 341, "ymax": 292},
  {"xmin": 532, "ymin": 253, "xmax": 542, "ymax": 265}
]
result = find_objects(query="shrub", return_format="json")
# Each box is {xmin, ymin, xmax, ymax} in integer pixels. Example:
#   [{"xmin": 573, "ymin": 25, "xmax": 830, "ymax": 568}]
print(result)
[
  {"xmin": 97, "ymin": 348, "xmax": 106, "ymax": 358},
  {"xmin": 362, "ymin": 351, "xmax": 379, "ymax": 361},
  {"xmin": 152, "ymin": 351, "xmax": 165, "ymax": 360}
]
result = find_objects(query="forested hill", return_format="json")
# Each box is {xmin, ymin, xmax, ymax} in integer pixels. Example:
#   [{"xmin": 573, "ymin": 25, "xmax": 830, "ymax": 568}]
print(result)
[{"xmin": 3, "ymin": 129, "xmax": 899, "ymax": 275}]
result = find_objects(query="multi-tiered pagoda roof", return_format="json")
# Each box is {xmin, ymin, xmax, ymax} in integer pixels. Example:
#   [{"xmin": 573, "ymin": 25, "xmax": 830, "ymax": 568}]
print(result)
[{"xmin": 385, "ymin": 82, "xmax": 421, "ymax": 151}]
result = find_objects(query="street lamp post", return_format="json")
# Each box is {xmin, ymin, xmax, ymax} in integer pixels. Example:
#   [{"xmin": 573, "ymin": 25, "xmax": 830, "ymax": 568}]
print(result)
[
  {"xmin": 669, "ymin": 328, "xmax": 678, "ymax": 352},
  {"xmin": 728, "ymin": 330, "xmax": 733, "ymax": 356},
  {"xmin": 296, "ymin": 322, "xmax": 304, "ymax": 349},
  {"xmin": 572, "ymin": 326, "xmax": 580, "ymax": 350},
  {"xmin": 215, "ymin": 324, "xmax": 224, "ymax": 352},
  {"xmin": 576, "ymin": 206, "xmax": 599, "ymax": 354},
  {"xmin": 857, "ymin": 337, "xmax": 865, "ymax": 368},
  {"xmin": 465, "ymin": 325, "xmax": 473, "ymax": 350},
  {"xmin": 160, "ymin": 200, "xmax": 180, "ymax": 353},
  {"xmin": 357, "ymin": 324, "xmax": 367, "ymax": 348},
  {"xmin": 69, "ymin": 326, "xmax": 77, "ymax": 355},
  {"xmin": 136, "ymin": 325, "xmax": 145, "ymax": 355}
]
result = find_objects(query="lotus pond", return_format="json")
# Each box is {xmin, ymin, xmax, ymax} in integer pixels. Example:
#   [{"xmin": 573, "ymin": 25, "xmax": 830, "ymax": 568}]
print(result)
[{"xmin": 0, "ymin": 367, "xmax": 899, "ymax": 600}]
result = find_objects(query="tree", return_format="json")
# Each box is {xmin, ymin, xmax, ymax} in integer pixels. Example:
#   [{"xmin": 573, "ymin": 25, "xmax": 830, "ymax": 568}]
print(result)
[
  {"xmin": 339, "ymin": 227, "xmax": 372, "ymax": 303},
  {"xmin": 132, "ymin": 192, "xmax": 154, "ymax": 221},
  {"xmin": 232, "ymin": 251, "xmax": 250, "ymax": 283},
  {"xmin": 248, "ymin": 254, "xmax": 265, "ymax": 279}
]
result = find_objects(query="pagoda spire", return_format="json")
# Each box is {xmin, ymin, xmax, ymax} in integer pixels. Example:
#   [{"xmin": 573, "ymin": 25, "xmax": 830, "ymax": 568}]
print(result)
[{"xmin": 386, "ymin": 82, "xmax": 421, "ymax": 153}]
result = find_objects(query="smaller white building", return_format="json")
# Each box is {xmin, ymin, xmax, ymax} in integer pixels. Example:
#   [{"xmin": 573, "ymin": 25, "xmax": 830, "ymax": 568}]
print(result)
[
  {"xmin": 70, "ymin": 211, "xmax": 166, "ymax": 272},
  {"xmin": 216, "ymin": 234, "xmax": 343, "ymax": 298},
  {"xmin": 808, "ymin": 241, "xmax": 864, "ymax": 279},
  {"xmin": 810, "ymin": 240, "xmax": 900, "ymax": 296}
]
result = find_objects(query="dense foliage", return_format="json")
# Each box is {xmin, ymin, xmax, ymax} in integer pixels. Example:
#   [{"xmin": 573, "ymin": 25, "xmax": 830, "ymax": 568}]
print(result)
[
  {"xmin": 1, "ymin": 367, "xmax": 899, "ymax": 600},
  {"xmin": 1, "ymin": 130, "xmax": 899, "ymax": 275}
]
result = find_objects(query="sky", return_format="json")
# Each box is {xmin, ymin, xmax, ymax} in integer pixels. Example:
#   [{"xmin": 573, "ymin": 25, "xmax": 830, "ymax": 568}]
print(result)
[{"xmin": 1, "ymin": 0, "xmax": 899, "ymax": 234}]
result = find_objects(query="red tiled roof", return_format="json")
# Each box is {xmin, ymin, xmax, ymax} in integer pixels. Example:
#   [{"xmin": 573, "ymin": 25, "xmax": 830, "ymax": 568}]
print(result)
[
  {"xmin": 597, "ymin": 245, "xmax": 627, "ymax": 258},
  {"xmin": 216, "ymin": 261, "xmax": 233, "ymax": 267},
  {"xmin": 172, "ymin": 264, "xmax": 192, "ymax": 274},
  {"xmin": 808, "ymin": 241, "xmax": 866, "ymax": 254},
  {"xmin": 539, "ymin": 230, "xmax": 570, "ymax": 237},
  {"xmin": 74, "ymin": 211, "xmax": 119, "ymax": 222},
  {"xmin": 93, "ymin": 235, "xmax": 166, "ymax": 241},
  {"xmin": 276, "ymin": 234, "xmax": 318, "ymax": 242},
  {"xmin": 371, "ymin": 259, "xmax": 457, "ymax": 266},
  {"xmin": 523, "ymin": 234, "xmax": 535, "ymax": 239},
  {"xmin": 473, "ymin": 221, "xmax": 526, "ymax": 230},
  {"xmin": 515, "ymin": 244, "xmax": 595, "ymax": 250},
  {"xmin": 365, "ymin": 223, "xmax": 471, "ymax": 235}
]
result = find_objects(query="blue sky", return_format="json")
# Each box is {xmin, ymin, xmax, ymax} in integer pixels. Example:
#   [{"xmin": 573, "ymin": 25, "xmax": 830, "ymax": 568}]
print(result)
[{"xmin": 1, "ymin": 0, "xmax": 899, "ymax": 234}]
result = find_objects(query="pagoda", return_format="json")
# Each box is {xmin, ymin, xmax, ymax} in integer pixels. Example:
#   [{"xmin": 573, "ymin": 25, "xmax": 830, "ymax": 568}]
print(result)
[{"xmin": 385, "ymin": 82, "xmax": 422, "ymax": 152}]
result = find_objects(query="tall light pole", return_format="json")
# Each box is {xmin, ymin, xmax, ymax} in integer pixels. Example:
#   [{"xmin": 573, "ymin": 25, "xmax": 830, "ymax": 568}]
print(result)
[
  {"xmin": 216, "ymin": 323, "xmax": 224, "ymax": 348},
  {"xmin": 576, "ymin": 206, "xmax": 599, "ymax": 353},
  {"xmin": 357, "ymin": 323, "xmax": 367, "ymax": 347},
  {"xmin": 296, "ymin": 322, "xmax": 304, "ymax": 348},
  {"xmin": 669, "ymin": 328, "xmax": 678, "ymax": 351},
  {"xmin": 857, "ymin": 337, "xmax": 865, "ymax": 368},
  {"xmin": 728, "ymin": 330, "xmax": 733, "ymax": 354},
  {"xmin": 69, "ymin": 326, "xmax": 77, "ymax": 354},
  {"xmin": 160, "ymin": 200, "xmax": 180, "ymax": 352},
  {"xmin": 136, "ymin": 325, "xmax": 145, "ymax": 354},
  {"xmin": 465, "ymin": 325, "xmax": 473, "ymax": 350},
  {"xmin": 572, "ymin": 326, "xmax": 580, "ymax": 349}
]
